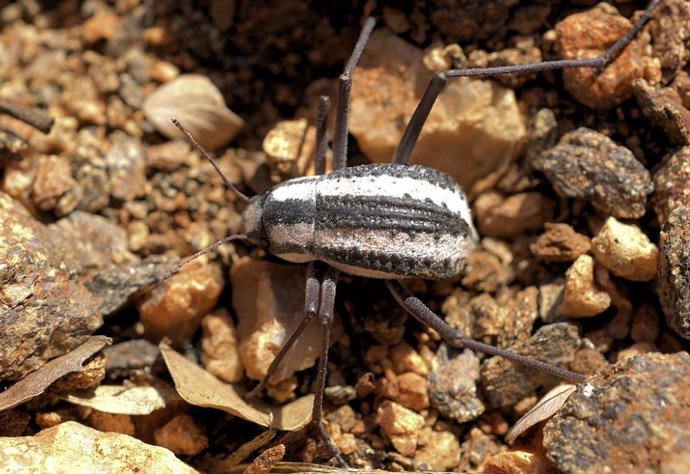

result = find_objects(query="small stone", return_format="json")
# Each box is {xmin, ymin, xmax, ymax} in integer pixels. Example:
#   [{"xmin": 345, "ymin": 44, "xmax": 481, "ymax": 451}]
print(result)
[
  {"xmin": 429, "ymin": 348, "xmax": 485, "ymax": 423},
  {"xmin": 137, "ymin": 261, "xmax": 223, "ymax": 344},
  {"xmin": 559, "ymin": 255, "xmax": 611, "ymax": 318},
  {"xmin": 375, "ymin": 400, "xmax": 425, "ymax": 457},
  {"xmin": 633, "ymin": 78, "xmax": 690, "ymax": 145},
  {"xmin": 415, "ymin": 428, "xmax": 461, "ymax": 471},
  {"xmin": 0, "ymin": 422, "xmax": 198, "ymax": 473},
  {"xmin": 591, "ymin": 217, "xmax": 658, "ymax": 281},
  {"xmin": 105, "ymin": 131, "xmax": 146, "ymax": 202},
  {"xmin": 473, "ymin": 192, "xmax": 554, "ymax": 239},
  {"xmin": 480, "ymin": 323, "xmax": 582, "ymax": 408},
  {"xmin": 537, "ymin": 278, "xmax": 564, "ymax": 323},
  {"xmin": 544, "ymin": 353, "xmax": 690, "ymax": 474},
  {"xmin": 88, "ymin": 411, "xmax": 135, "ymax": 436},
  {"xmin": 532, "ymin": 128, "xmax": 653, "ymax": 219},
  {"xmin": 460, "ymin": 427, "xmax": 502, "ymax": 470},
  {"xmin": 262, "ymin": 119, "xmax": 317, "ymax": 178},
  {"xmin": 483, "ymin": 449, "xmax": 556, "ymax": 474},
  {"xmin": 630, "ymin": 304, "xmax": 660, "ymax": 343},
  {"xmin": 615, "ymin": 341, "xmax": 658, "ymax": 362},
  {"xmin": 148, "ymin": 60, "xmax": 180, "ymax": 83},
  {"xmin": 380, "ymin": 372, "xmax": 429, "ymax": 411},
  {"xmin": 649, "ymin": 0, "xmax": 690, "ymax": 73},
  {"xmin": 146, "ymin": 141, "xmax": 191, "ymax": 172},
  {"xmin": 555, "ymin": 4, "xmax": 649, "ymax": 109},
  {"xmin": 658, "ymin": 204, "xmax": 690, "ymax": 339},
  {"xmin": 153, "ymin": 414, "xmax": 208, "ymax": 456},
  {"xmin": 530, "ymin": 223, "xmax": 591, "ymax": 263},
  {"xmin": 104, "ymin": 339, "xmax": 159, "ymax": 375},
  {"xmin": 388, "ymin": 342, "xmax": 429, "ymax": 376},
  {"xmin": 349, "ymin": 29, "xmax": 524, "ymax": 190},
  {"xmin": 231, "ymin": 259, "xmax": 323, "ymax": 382},
  {"xmin": 653, "ymin": 146, "xmax": 690, "ymax": 225},
  {"xmin": 461, "ymin": 240, "xmax": 513, "ymax": 293},
  {"xmin": 31, "ymin": 155, "xmax": 75, "ymax": 212},
  {"xmin": 200, "ymin": 309, "xmax": 244, "ymax": 384},
  {"xmin": 82, "ymin": 11, "xmax": 120, "ymax": 46}
]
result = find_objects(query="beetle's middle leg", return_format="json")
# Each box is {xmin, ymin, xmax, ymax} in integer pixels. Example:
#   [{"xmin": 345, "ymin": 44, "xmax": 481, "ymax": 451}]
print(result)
[{"xmin": 386, "ymin": 280, "xmax": 586, "ymax": 384}]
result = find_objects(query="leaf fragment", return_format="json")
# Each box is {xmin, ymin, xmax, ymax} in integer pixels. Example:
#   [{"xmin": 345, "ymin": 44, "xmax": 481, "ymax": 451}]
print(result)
[{"xmin": 506, "ymin": 383, "xmax": 577, "ymax": 443}]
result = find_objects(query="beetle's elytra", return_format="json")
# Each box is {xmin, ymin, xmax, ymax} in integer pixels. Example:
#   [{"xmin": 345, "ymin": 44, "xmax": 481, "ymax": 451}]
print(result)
[{"xmin": 241, "ymin": 163, "xmax": 476, "ymax": 280}]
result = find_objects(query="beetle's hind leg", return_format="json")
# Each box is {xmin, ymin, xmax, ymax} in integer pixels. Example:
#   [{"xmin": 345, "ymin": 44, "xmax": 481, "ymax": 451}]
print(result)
[
  {"xmin": 386, "ymin": 280, "xmax": 586, "ymax": 384},
  {"xmin": 391, "ymin": 0, "xmax": 660, "ymax": 166}
]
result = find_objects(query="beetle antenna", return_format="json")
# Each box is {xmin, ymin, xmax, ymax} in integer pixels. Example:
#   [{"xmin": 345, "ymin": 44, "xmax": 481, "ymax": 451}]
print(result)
[
  {"xmin": 171, "ymin": 118, "xmax": 250, "ymax": 202},
  {"xmin": 162, "ymin": 233, "xmax": 247, "ymax": 281}
]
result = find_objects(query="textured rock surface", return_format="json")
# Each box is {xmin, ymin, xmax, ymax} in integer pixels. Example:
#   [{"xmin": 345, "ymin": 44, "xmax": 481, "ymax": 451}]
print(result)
[
  {"xmin": 544, "ymin": 353, "xmax": 690, "ymax": 474},
  {"xmin": 591, "ymin": 217, "xmax": 658, "ymax": 281},
  {"xmin": 658, "ymin": 203, "xmax": 690, "ymax": 339},
  {"xmin": 559, "ymin": 255, "xmax": 611, "ymax": 318},
  {"xmin": 349, "ymin": 28, "xmax": 524, "ymax": 190},
  {"xmin": 530, "ymin": 223, "xmax": 591, "ymax": 263},
  {"xmin": 532, "ymin": 128, "xmax": 653, "ymax": 218},
  {"xmin": 0, "ymin": 421, "xmax": 197, "ymax": 473},
  {"xmin": 480, "ymin": 323, "xmax": 582, "ymax": 408},
  {"xmin": 428, "ymin": 348, "xmax": 485, "ymax": 423},
  {"xmin": 555, "ymin": 4, "xmax": 651, "ymax": 109},
  {"xmin": 653, "ymin": 146, "xmax": 690, "ymax": 225}
]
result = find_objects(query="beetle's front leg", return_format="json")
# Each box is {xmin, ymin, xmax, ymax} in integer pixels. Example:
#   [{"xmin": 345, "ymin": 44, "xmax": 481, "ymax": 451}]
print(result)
[
  {"xmin": 386, "ymin": 280, "xmax": 586, "ymax": 384},
  {"xmin": 247, "ymin": 261, "xmax": 322, "ymax": 399}
]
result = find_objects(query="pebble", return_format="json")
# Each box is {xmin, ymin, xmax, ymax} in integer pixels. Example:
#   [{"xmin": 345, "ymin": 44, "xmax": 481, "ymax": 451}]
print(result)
[
  {"xmin": 473, "ymin": 192, "xmax": 554, "ymax": 239},
  {"xmin": 658, "ymin": 203, "xmax": 690, "ymax": 339},
  {"xmin": 414, "ymin": 428, "xmax": 461, "ymax": 472},
  {"xmin": 615, "ymin": 341, "xmax": 658, "ymax": 362},
  {"xmin": 480, "ymin": 323, "xmax": 582, "ymax": 408},
  {"xmin": 31, "ymin": 155, "xmax": 75, "ymax": 213},
  {"xmin": 105, "ymin": 131, "xmax": 147, "ymax": 202},
  {"xmin": 231, "ymin": 259, "xmax": 323, "ymax": 383},
  {"xmin": 200, "ymin": 309, "xmax": 244, "ymax": 384},
  {"xmin": 0, "ymin": 421, "xmax": 198, "ymax": 473},
  {"xmin": 428, "ymin": 347, "xmax": 485, "ymax": 423},
  {"xmin": 633, "ymin": 78, "xmax": 690, "ymax": 145},
  {"xmin": 559, "ymin": 255, "xmax": 611, "ymax": 318},
  {"xmin": 653, "ymin": 146, "xmax": 690, "ymax": 225},
  {"xmin": 591, "ymin": 217, "xmax": 658, "ymax": 281},
  {"xmin": 153, "ymin": 413, "xmax": 208, "ymax": 456},
  {"xmin": 375, "ymin": 400, "xmax": 425, "ymax": 457},
  {"xmin": 137, "ymin": 261, "xmax": 223, "ymax": 344},
  {"xmin": 349, "ymin": 29, "xmax": 524, "ymax": 190},
  {"xmin": 483, "ymin": 449, "xmax": 555, "ymax": 474},
  {"xmin": 88, "ymin": 411, "xmax": 135, "ymax": 436},
  {"xmin": 554, "ymin": 3, "xmax": 649, "ymax": 109},
  {"xmin": 379, "ymin": 372, "xmax": 429, "ymax": 412},
  {"xmin": 630, "ymin": 304, "xmax": 660, "ymax": 343},
  {"xmin": 532, "ymin": 128, "xmax": 653, "ymax": 219},
  {"xmin": 388, "ymin": 342, "xmax": 429, "ymax": 376},
  {"xmin": 649, "ymin": 0, "xmax": 690, "ymax": 73},
  {"xmin": 544, "ymin": 353, "xmax": 690, "ymax": 474},
  {"xmin": 81, "ymin": 11, "xmax": 120, "ymax": 46},
  {"xmin": 262, "ymin": 119, "xmax": 318, "ymax": 178},
  {"xmin": 530, "ymin": 223, "xmax": 590, "ymax": 263}
]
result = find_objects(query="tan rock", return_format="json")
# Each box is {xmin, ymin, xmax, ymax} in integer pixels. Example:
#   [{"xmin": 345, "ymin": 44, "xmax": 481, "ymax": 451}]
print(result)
[
  {"xmin": 231, "ymin": 259, "xmax": 323, "ymax": 382},
  {"xmin": 559, "ymin": 255, "xmax": 611, "ymax": 318},
  {"xmin": 415, "ymin": 428, "xmax": 461, "ymax": 471},
  {"xmin": 153, "ymin": 414, "xmax": 208, "ymax": 456},
  {"xmin": 483, "ymin": 449, "xmax": 555, "ymax": 474},
  {"xmin": 263, "ymin": 119, "xmax": 322, "ymax": 178},
  {"xmin": 388, "ymin": 341, "xmax": 429, "ymax": 376},
  {"xmin": 531, "ymin": 223, "xmax": 591, "ymax": 262},
  {"xmin": 591, "ymin": 217, "xmax": 659, "ymax": 281},
  {"xmin": 380, "ymin": 372, "xmax": 429, "ymax": 411},
  {"xmin": 82, "ymin": 11, "xmax": 120, "ymax": 46},
  {"xmin": 0, "ymin": 421, "xmax": 198, "ymax": 473},
  {"xmin": 200, "ymin": 309, "xmax": 244, "ymax": 383},
  {"xmin": 474, "ymin": 192, "xmax": 554, "ymax": 239},
  {"xmin": 31, "ymin": 155, "xmax": 75, "ymax": 212},
  {"xmin": 137, "ymin": 261, "xmax": 223, "ymax": 344},
  {"xmin": 350, "ymin": 29, "xmax": 524, "ymax": 190},
  {"xmin": 88, "ymin": 411, "xmax": 135, "ymax": 436},
  {"xmin": 376, "ymin": 400, "xmax": 425, "ymax": 457}
]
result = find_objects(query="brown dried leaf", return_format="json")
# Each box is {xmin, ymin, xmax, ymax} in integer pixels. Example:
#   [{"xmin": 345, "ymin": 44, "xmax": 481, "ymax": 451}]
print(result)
[
  {"xmin": 0, "ymin": 336, "xmax": 112, "ymax": 411},
  {"xmin": 159, "ymin": 343, "xmax": 312, "ymax": 431},
  {"xmin": 143, "ymin": 74, "xmax": 243, "ymax": 151},
  {"xmin": 506, "ymin": 383, "xmax": 577, "ymax": 443},
  {"xmin": 62, "ymin": 385, "xmax": 179, "ymax": 415}
]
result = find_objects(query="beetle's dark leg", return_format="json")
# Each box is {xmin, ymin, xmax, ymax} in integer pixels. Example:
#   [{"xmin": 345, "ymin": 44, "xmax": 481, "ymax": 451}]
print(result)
[
  {"xmin": 247, "ymin": 261, "xmax": 322, "ymax": 399},
  {"xmin": 333, "ymin": 17, "xmax": 376, "ymax": 171},
  {"xmin": 308, "ymin": 266, "xmax": 345, "ymax": 466},
  {"xmin": 314, "ymin": 96, "xmax": 331, "ymax": 176},
  {"xmin": 392, "ymin": 0, "xmax": 660, "ymax": 165},
  {"xmin": 386, "ymin": 280, "xmax": 586, "ymax": 384}
]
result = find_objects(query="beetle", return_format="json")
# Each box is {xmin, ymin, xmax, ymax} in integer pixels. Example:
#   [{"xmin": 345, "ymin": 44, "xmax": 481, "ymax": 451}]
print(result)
[{"xmin": 166, "ymin": 0, "xmax": 660, "ymax": 465}]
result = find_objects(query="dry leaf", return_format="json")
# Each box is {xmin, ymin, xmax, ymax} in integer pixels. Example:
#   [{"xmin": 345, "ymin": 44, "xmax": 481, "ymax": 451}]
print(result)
[
  {"xmin": 63, "ymin": 385, "xmax": 179, "ymax": 415},
  {"xmin": 159, "ymin": 342, "xmax": 312, "ymax": 431},
  {"xmin": 0, "ymin": 336, "xmax": 111, "ymax": 411},
  {"xmin": 506, "ymin": 383, "xmax": 577, "ymax": 443},
  {"xmin": 143, "ymin": 74, "xmax": 243, "ymax": 151}
]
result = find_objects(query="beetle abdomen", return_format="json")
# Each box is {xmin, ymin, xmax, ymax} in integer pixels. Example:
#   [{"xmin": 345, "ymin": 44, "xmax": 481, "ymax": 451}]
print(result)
[{"xmin": 263, "ymin": 163, "xmax": 476, "ymax": 279}]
